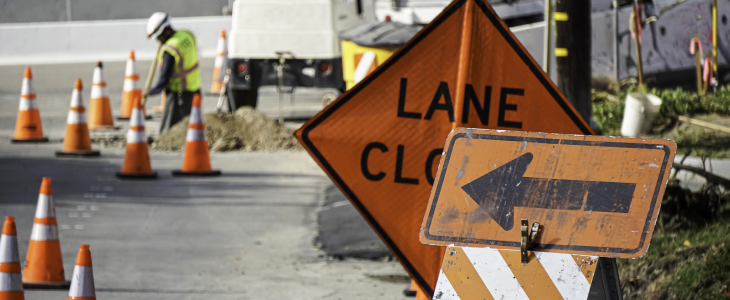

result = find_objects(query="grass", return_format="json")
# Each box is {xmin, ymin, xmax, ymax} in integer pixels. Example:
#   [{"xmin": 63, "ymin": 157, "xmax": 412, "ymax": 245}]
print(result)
[
  {"xmin": 619, "ymin": 204, "xmax": 730, "ymax": 299},
  {"xmin": 592, "ymin": 85, "xmax": 730, "ymax": 136}
]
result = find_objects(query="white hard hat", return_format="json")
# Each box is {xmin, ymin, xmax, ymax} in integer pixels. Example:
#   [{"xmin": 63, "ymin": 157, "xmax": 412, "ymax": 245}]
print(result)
[{"xmin": 147, "ymin": 12, "xmax": 171, "ymax": 39}]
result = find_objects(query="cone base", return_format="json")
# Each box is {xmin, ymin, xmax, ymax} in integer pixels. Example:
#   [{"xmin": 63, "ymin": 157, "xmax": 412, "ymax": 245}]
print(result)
[
  {"xmin": 23, "ymin": 281, "xmax": 72, "ymax": 290},
  {"xmin": 117, "ymin": 116, "xmax": 152, "ymax": 121},
  {"xmin": 55, "ymin": 150, "xmax": 101, "ymax": 157},
  {"xmin": 89, "ymin": 125, "xmax": 120, "ymax": 131},
  {"xmin": 172, "ymin": 170, "xmax": 222, "ymax": 177},
  {"xmin": 12, "ymin": 137, "xmax": 49, "ymax": 143},
  {"xmin": 403, "ymin": 289, "xmax": 417, "ymax": 297},
  {"xmin": 116, "ymin": 171, "xmax": 158, "ymax": 179}
]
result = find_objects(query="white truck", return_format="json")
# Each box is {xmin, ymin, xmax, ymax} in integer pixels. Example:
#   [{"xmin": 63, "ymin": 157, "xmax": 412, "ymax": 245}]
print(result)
[{"xmin": 226, "ymin": 0, "xmax": 376, "ymax": 110}]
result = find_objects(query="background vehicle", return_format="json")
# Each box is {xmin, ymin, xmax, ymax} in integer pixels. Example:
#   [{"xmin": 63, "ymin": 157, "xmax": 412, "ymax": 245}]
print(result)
[{"xmin": 226, "ymin": 0, "xmax": 376, "ymax": 112}]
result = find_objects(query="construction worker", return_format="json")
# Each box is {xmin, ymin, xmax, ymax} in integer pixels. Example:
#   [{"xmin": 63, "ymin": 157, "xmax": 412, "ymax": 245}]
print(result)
[{"xmin": 144, "ymin": 12, "xmax": 201, "ymax": 134}]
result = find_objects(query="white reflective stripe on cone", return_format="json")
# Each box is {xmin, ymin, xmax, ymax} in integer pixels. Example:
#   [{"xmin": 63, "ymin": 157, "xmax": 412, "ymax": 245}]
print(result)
[
  {"xmin": 0, "ymin": 235, "xmax": 19, "ymax": 263},
  {"xmin": 536, "ymin": 252, "xmax": 593, "ymax": 300},
  {"xmin": 30, "ymin": 224, "xmax": 59, "ymax": 241},
  {"xmin": 0, "ymin": 272, "xmax": 23, "ymax": 292},
  {"xmin": 67, "ymin": 111, "xmax": 86, "ymax": 124},
  {"xmin": 125, "ymin": 59, "xmax": 136, "ymax": 76},
  {"xmin": 19, "ymin": 99, "xmax": 37, "ymax": 110},
  {"xmin": 68, "ymin": 266, "xmax": 95, "ymax": 297},
  {"xmin": 123, "ymin": 79, "xmax": 139, "ymax": 92},
  {"xmin": 21, "ymin": 78, "xmax": 33, "ymax": 95},
  {"xmin": 90, "ymin": 86, "xmax": 106, "ymax": 99},
  {"xmin": 126, "ymin": 130, "xmax": 146, "ymax": 144},
  {"xmin": 93, "ymin": 67, "xmax": 104, "ymax": 83},
  {"xmin": 189, "ymin": 107, "xmax": 203, "ymax": 124},
  {"xmin": 214, "ymin": 55, "xmax": 224, "ymax": 67},
  {"xmin": 130, "ymin": 108, "xmax": 144, "ymax": 127},
  {"xmin": 354, "ymin": 51, "xmax": 376, "ymax": 84},
  {"xmin": 70, "ymin": 89, "xmax": 83, "ymax": 107},
  {"xmin": 186, "ymin": 129, "xmax": 206, "ymax": 142},
  {"xmin": 216, "ymin": 38, "xmax": 225, "ymax": 54},
  {"xmin": 461, "ymin": 247, "xmax": 531, "ymax": 300},
  {"xmin": 35, "ymin": 194, "xmax": 56, "ymax": 218}
]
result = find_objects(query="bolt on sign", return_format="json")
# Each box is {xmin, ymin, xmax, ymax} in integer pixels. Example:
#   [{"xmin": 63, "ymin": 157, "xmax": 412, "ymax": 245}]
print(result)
[
  {"xmin": 434, "ymin": 246, "xmax": 598, "ymax": 300},
  {"xmin": 294, "ymin": 0, "xmax": 593, "ymax": 294},
  {"xmin": 420, "ymin": 128, "xmax": 676, "ymax": 258}
]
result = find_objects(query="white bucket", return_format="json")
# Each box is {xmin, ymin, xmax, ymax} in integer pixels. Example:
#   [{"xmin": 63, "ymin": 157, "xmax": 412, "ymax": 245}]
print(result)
[{"xmin": 620, "ymin": 93, "xmax": 662, "ymax": 137}]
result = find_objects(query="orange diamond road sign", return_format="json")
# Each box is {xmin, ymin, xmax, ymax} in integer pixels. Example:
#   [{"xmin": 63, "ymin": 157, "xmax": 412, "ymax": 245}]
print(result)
[
  {"xmin": 295, "ymin": 0, "xmax": 593, "ymax": 294},
  {"xmin": 420, "ymin": 128, "xmax": 676, "ymax": 258}
]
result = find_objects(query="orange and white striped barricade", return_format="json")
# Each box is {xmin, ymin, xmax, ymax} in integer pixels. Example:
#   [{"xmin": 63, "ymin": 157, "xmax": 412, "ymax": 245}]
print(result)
[
  {"xmin": 1, "ymin": 216, "xmax": 24, "ymax": 300},
  {"xmin": 67, "ymin": 245, "xmax": 95, "ymax": 300},
  {"xmin": 119, "ymin": 51, "xmax": 148, "ymax": 120},
  {"xmin": 56, "ymin": 79, "xmax": 100, "ymax": 157},
  {"xmin": 23, "ymin": 178, "xmax": 70, "ymax": 289},
  {"xmin": 433, "ymin": 246, "xmax": 598, "ymax": 300},
  {"xmin": 172, "ymin": 94, "xmax": 221, "ymax": 176},
  {"xmin": 88, "ymin": 62, "xmax": 115, "ymax": 130},
  {"xmin": 209, "ymin": 30, "xmax": 227, "ymax": 94},
  {"xmin": 12, "ymin": 67, "xmax": 48, "ymax": 143},
  {"xmin": 116, "ymin": 98, "xmax": 157, "ymax": 179}
]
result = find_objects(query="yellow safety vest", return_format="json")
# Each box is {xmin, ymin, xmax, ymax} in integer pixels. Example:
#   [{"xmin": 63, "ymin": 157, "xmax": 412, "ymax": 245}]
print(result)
[{"xmin": 159, "ymin": 29, "xmax": 201, "ymax": 92}]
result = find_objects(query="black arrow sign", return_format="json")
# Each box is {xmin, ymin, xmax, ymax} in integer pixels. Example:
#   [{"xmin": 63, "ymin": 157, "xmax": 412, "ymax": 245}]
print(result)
[{"xmin": 461, "ymin": 153, "xmax": 636, "ymax": 231}]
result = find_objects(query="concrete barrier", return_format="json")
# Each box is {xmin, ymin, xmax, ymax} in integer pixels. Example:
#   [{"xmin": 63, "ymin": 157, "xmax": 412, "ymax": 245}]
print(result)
[{"xmin": 0, "ymin": 16, "xmax": 231, "ymax": 65}]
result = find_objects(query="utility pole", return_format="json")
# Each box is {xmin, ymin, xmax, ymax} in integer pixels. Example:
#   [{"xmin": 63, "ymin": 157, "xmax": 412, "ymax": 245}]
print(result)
[{"xmin": 555, "ymin": 0, "xmax": 592, "ymax": 124}]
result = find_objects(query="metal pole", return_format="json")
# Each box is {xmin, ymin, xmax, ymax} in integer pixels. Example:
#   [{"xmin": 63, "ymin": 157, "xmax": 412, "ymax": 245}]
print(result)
[
  {"xmin": 66, "ymin": 0, "xmax": 72, "ymax": 21},
  {"xmin": 613, "ymin": 0, "xmax": 619, "ymax": 83},
  {"xmin": 542, "ymin": 0, "xmax": 553, "ymax": 74}
]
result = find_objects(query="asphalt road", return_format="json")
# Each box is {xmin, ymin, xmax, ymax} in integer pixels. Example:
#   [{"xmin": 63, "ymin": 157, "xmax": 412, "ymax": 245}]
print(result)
[{"xmin": 0, "ymin": 60, "xmax": 408, "ymax": 299}]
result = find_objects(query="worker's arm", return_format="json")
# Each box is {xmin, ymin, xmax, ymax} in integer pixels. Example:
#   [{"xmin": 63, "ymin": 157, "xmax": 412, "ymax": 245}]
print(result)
[{"xmin": 147, "ymin": 52, "xmax": 175, "ymax": 96}]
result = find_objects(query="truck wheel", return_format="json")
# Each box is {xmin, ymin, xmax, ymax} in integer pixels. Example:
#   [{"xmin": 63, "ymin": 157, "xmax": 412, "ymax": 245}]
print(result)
[{"xmin": 227, "ymin": 87, "xmax": 259, "ymax": 112}]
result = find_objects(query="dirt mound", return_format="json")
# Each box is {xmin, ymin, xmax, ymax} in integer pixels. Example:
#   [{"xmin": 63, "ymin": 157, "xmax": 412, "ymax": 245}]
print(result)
[{"xmin": 152, "ymin": 107, "xmax": 303, "ymax": 152}]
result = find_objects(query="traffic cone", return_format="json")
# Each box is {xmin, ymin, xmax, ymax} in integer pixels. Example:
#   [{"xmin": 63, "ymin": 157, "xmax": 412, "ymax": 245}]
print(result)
[
  {"xmin": 56, "ymin": 79, "xmax": 100, "ymax": 157},
  {"xmin": 116, "ymin": 98, "xmax": 157, "ymax": 179},
  {"xmin": 403, "ymin": 279, "xmax": 417, "ymax": 297},
  {"xmin": 1, "ymin": 217, "xmax": 24, "ymax": 300},
  {"xmin": 12, "ymin": 67, "xmax": 48, "ymax": 143},
  {"xmin": 172, "ymin": 94, "xmax": 221, "ymax": 176},
  {"xmin": 88, "ymin": 62, "xmax": 115, "ymax": 131},
  {"xmin": 23, "ymin": 178, "xmax": 70, "ymax": 289},
  {"xmin": 67, "ymin": 245, "xmax": 95, "ymax": 300},
  {"xmin": 119, "ymin": 51, "xmax": 148, "ymax": 120},
  {"xmin": 209, "ymin": 30, "xmax": 226, "ymax": 94}
]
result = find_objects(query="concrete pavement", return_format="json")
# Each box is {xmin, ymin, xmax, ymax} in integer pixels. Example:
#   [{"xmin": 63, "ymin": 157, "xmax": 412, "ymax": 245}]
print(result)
[{"xmin": 0, "ymin": 142, "xmax": 410, "ymax": 299}]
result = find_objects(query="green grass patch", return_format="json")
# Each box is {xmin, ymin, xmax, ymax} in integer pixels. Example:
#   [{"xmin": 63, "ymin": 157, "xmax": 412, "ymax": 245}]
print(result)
[{"xmin": 592, "ymin": 85, "xmax": 730, "ymax": 136}]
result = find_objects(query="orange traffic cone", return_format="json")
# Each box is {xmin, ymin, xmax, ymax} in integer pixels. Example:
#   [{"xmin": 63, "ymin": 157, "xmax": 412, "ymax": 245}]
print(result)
[
  {"xmin": 403, "ymin": 279, "xmax": 417, "ymax": 297},
  {"xmin": 172, "ymin": 94, "xmax": 221, "ymax": 176},
  {"xmin": 23, "ymin": 178, "xmax": 70, "ymax": 289},
  {"xmin": 116, "ymin": 98, "xmax": 157, "ymax": 179},
  {"xmin": 1, "ymin": 216, "xmax": 24, "ymax": 300},
  {"xmin": 67, "ymin": 245, "xmax": 95, "ymax": 300},
  {"xmin": 209, "ymin": 30, "xmax": 227, "ymax": 94},
  {"xmin": 119, "ymin": 51, "xmax": 148, "ymax": 120},
  {"xmin": 56, "ymin": 79, "xmax": 100, "ymax": 157},
  {"xmin": 12, "ymin": 67, "xmax": 48, "ymax": 143},
  {"xmin": 88, "ymin": 62, "xmax": 115, "ymax": 130}
]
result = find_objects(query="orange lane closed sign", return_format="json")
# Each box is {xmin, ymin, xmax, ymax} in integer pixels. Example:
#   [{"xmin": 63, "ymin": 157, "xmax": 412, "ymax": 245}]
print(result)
[
  {"xmin": 295, "ymin": 0, "xmax": 593, "ymax": 295},
  {"xmin": 420, "ymin": 128, "xmax": 677, "ymax": 258}
]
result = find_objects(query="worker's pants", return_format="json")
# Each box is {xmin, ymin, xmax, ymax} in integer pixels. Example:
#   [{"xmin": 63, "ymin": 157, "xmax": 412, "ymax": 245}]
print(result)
[{"xmin": 159, "ymin": 90, "xmax": 198, "ymax": 134}]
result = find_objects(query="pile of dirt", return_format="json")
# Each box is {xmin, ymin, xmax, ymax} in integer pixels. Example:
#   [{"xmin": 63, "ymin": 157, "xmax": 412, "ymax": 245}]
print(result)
[{"xmin": 152, "ymin": 107, "xmax": 303, "ymax": 152}]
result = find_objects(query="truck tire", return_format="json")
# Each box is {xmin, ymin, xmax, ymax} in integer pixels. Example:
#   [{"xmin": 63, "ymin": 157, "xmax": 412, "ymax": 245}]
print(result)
[{"xmin": 227, "ymin": 87, "xmax": 258, "ymax": 113}]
